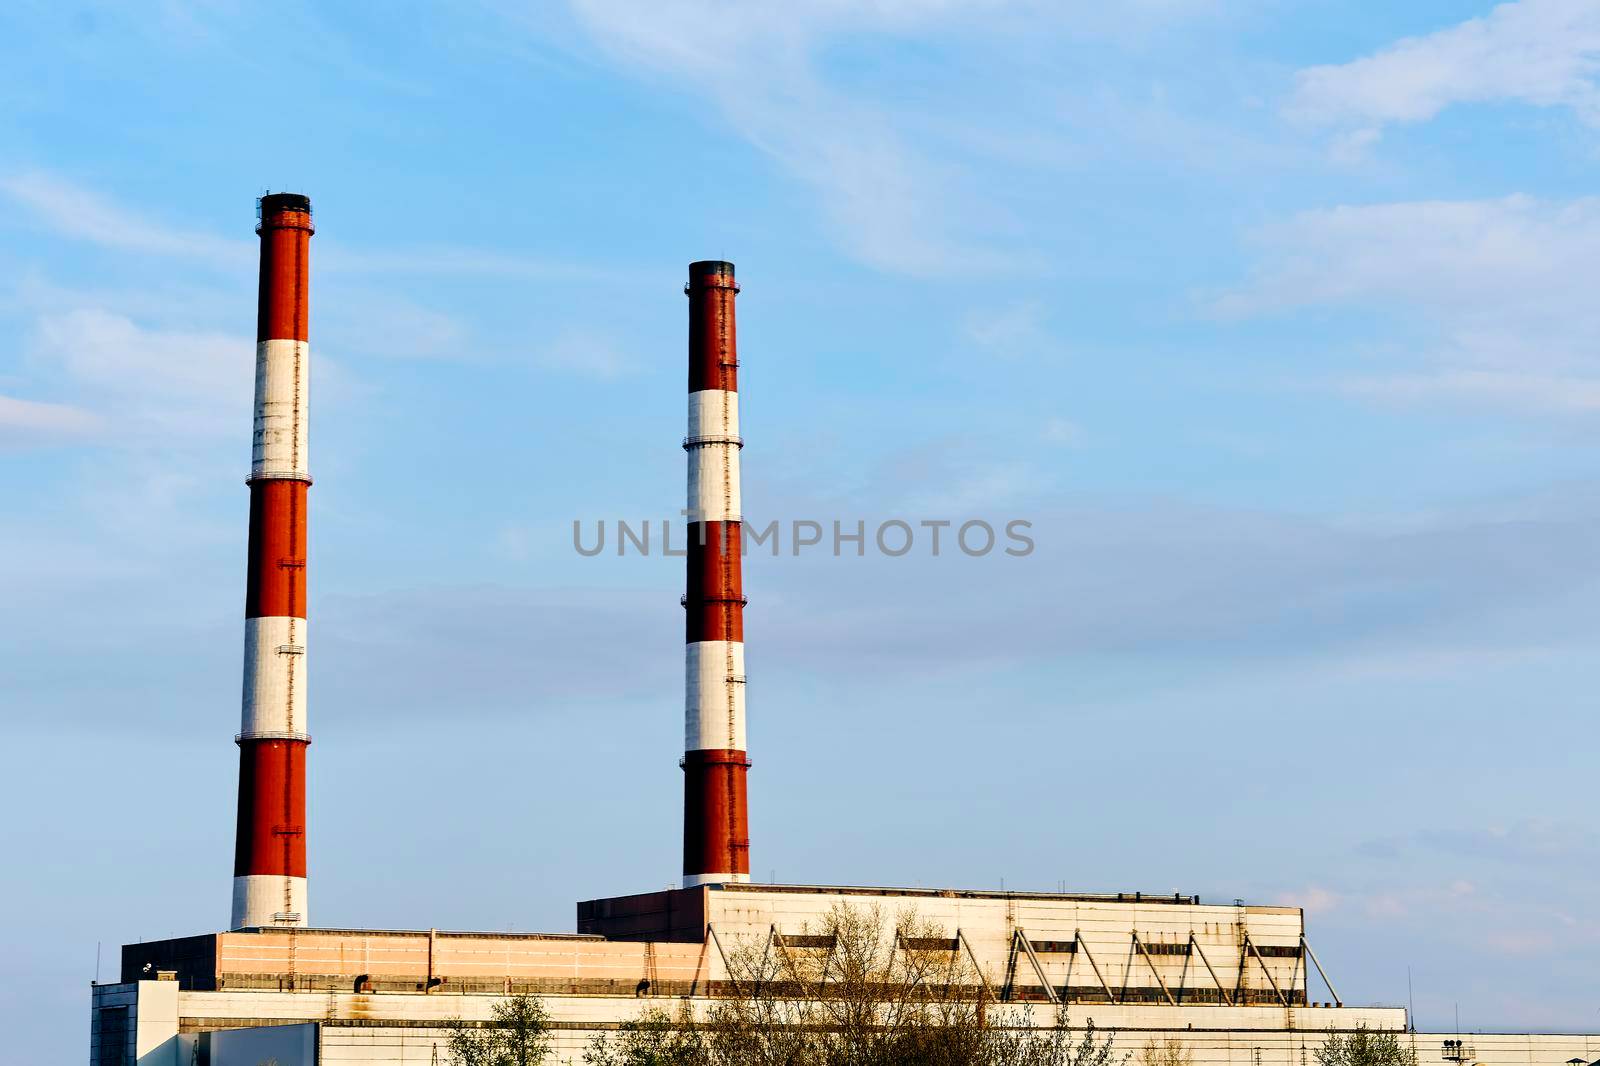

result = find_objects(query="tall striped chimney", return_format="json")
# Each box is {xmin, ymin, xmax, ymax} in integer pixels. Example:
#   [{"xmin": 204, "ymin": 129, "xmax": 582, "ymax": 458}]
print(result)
[
  {"xmin": 682, "ymin": 260, "xmax": 751, "ymax": 887},
  {"xmin": 232, "ymin": 193, "xmax": 313, "ymax": 929}
]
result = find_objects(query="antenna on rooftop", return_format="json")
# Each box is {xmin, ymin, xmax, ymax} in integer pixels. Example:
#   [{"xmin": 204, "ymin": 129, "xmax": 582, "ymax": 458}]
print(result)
[{"xmin": 1408, "ymin": 966, "xmax": 1416, "ymax": 1032}]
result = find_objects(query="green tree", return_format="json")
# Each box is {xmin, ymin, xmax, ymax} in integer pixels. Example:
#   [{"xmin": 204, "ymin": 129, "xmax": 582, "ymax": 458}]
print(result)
[
  {"xmin": 444, "ymin": 992, "xmax": 552, "ymax": 1066},
  {"xmin": 1315, "ymin": 1027, "xmax": 1418, "ymax": 1066},
  {"xmin": 584, "ymin": 1006, "xmax": 705, "ymax": 1066}
]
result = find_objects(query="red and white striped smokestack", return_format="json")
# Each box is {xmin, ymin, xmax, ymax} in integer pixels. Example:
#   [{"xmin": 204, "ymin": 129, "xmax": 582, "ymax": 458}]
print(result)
[
  {"xmin": 232, "ymin": 192, "xmax": 313, "ymax": 929},
  {"xmin": 682, "ymin": 260, "xmax": 751, "ymax": 887}
]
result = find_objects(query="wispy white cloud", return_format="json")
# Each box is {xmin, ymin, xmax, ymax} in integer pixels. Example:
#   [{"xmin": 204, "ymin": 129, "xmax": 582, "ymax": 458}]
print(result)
[
  {"xmin": 567, "ymin": 1, "xmax": 1003, "ymax": 82},
  {"xmin": 536, "ymin": 325, "xmax": 636, "ymax": 379},
  {"xmin": 318, "ymin": 290, "xmax": 470, "ymax": 362},
  {"xmin": 1040, "ymin": 416, "xmax": 1084, "ymax": 446},
  {"xmin": 317, "ymin": 243, "xmax": 627, "ymax": 283},
  {"xmin": 560, "ymin": 0, "xmax": 1017, "ymax": 275},
  {"xmin": 1278, "ymin": 821, "xmax": 1600, "ymax": 990},
  {"xmin": 1216, "ymin": 194, "xmax": 1600, "ymax": 414},
  {"xmin": 0, "ymin": 393, "xmax": 101, "ymax": 442},
  {"xmin": 1265, "ymin": 822, "xmax": 1599, "ymax": 1019},
  {"xmin": 25, "ymin": 308, "xmax": 250, "ymax": 439},
  {"xmin": 0, "ymin": 172, "xmax": 251, "ymax": 268},
  {"xmin": 2, "ymin": 170, "xmax": 614, "ymax": 284},
  {"xmin": 1326, "ymin": 125, "xmax": 1382, "ymax": 165},
  {"xmin": 1338, "ymin": 370, "xmax": 1600, "ymax": 415},
  {"xmin": 1359, "ymin": 820, "xmax": 1600, "ymax": 868},
  {"xmin": 1216, "ymin": 195, "xmax": 1600, "ymax": 319},
  {"xmin": 1286, "ymin": 0, "xmax": 1600, "ymax": 133},
  {"xmin": 1274, "ymin": 884, "xmax": 1341, "ymax": 914},
  {"xmin": 965, "ymin": 301, "xmax": 1067, "ymax": 361}
]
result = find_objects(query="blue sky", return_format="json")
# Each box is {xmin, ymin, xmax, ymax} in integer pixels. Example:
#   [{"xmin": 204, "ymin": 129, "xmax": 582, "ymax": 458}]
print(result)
[{"xmin": 5, "ymin": 0, "xmax": 1600, "ymax": 1059}]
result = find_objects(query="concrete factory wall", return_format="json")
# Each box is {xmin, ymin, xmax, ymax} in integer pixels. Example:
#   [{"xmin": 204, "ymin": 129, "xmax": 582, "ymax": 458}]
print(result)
[
  {"xmin": 315, "ymin": 1029, "xmax": 1600, "ymax": 1066},
  {"xmin": 308, "ymin": 1027, "xmax": 1600, "ymax": 1066},
  {"xmin": 580, "ymin": 883, "xmax": 1318, "ymax": 1005},
  {"xmin": 205, "ymin": 1021, "xmax": 317, "ymax": 1066},
  {"xmin": 91, "ymin": 980, "xmax": 182, "ymax": 1066},
  {"xmin": 125, "ymin": 927, "xmax": 711, "ymax": 996},
  {"xmin": 92, "ymin": 979, "xmax": 1600, "ymax": 1066}
]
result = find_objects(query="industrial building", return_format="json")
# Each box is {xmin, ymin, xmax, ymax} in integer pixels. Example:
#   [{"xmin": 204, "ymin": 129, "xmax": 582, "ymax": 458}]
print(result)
[{"xmin": 88, "ymin": 195, "xmax": 1600, "ymax": 1066}]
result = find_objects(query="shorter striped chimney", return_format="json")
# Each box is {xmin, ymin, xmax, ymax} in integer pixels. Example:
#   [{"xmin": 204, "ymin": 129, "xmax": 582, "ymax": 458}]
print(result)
[
  {"xmin": 232, "ymin": 192, "xmax": 313, "ymax": 929},
  {"xmin": 681, "ymin": 260, "xmax": 750, "ymax": 887}
]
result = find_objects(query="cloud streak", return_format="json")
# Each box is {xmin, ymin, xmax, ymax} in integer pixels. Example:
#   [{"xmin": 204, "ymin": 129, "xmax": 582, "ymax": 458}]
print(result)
[
  {"xmin": 1216, "ymin": 195, "xmax": 1600, "ymax": 319},
  {"xmin": 0, "ymin": 171, "xmax": 619, "ymax": 284},
  {"xmin": 0, "ymin": 393, "xmax": 101, "ymax": 443},
  {"xmin": 0, "ymin": 172, "xmax": 252, "ymax": 268},
  {"xmin": 1215, "ymin": 194, "xmax": 1600, "ymax": 413},
  {"xmin": 24, "ymin": 308, "xmax": 251, "ymax": 440},
  {"xmin": 562, "ymin": 0, "xmax": 1016, "ymax": 275},
  {"xmin": 756, "ymin": 494, "xmax": 1600, "ymax": 684},
  {"xmin": 1287, "ymin": 0, "xmax": 1600, "ymax": 132},
  {"xmin": 1268, "ymin": 820, "xmax": 1600, "ymax": 1023}
]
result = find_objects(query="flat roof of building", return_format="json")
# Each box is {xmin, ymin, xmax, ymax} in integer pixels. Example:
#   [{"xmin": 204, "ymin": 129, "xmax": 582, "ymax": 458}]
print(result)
[
  {"xmin": 228, "ymin": 927, "xmax": 604, "ymax": 940},
  {"xmin": 711, "ymin": 883, "xmax": 1212, "ymax": 906}
]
